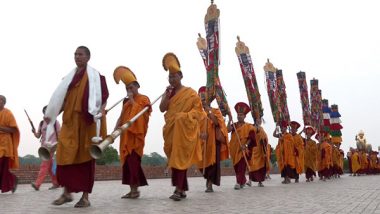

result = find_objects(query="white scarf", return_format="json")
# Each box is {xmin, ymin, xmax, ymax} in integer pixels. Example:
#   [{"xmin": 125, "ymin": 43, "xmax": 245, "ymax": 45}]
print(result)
[{"xmin": 45, "ymin": 65, "xmax": 102, "ymax": 139}]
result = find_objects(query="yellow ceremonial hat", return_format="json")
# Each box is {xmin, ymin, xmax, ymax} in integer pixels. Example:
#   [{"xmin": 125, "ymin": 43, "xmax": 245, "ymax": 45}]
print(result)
[
  {"xmin": 162, "ymin": 52, "xmax": 181, "ymax": 74},
  {"xmin": 113, "ymin": 66, "xmax": 139, "ymax": 86}
]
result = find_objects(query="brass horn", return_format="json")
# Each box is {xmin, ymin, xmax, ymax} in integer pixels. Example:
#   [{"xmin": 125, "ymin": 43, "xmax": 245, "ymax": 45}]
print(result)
[
  {"xmin": 90, "ymin": 93, "xmax": 163, "ymax": 159},
  {"xmin": 38, "ymin": 142, "xmax": 57, "ymax": 161}
]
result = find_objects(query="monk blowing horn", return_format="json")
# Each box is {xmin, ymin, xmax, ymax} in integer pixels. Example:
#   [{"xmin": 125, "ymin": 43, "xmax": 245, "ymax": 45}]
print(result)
[{"xmin": 90, "ymin": 93, "xmax": 163, "ymax": 159}]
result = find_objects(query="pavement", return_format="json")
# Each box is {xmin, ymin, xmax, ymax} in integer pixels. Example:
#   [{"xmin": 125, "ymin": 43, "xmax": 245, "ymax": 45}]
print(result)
[{"xmin": 2, "ymin": 174, "xmax": 380, "ymax": 214}]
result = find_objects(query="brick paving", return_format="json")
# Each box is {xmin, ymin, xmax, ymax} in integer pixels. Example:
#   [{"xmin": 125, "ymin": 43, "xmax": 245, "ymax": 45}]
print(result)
[{"xmin": 2, "ymin": 174, "xmax": 380, "ymax": 214}]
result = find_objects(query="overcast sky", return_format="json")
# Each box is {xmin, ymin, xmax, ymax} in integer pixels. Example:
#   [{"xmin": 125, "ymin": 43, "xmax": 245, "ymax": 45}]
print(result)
[{"xmin": 1, "ymin": 0, "xmax": 379, "ymax": 157}]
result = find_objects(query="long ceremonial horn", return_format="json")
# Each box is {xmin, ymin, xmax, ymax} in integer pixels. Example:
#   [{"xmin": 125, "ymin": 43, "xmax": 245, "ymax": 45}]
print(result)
[
  {"xmin": 38, "ymin": 143, "xmax": 57, "ymax": 161},
  {"xmin": 90, "ymin": 93, "xmax": 163, "ymax": 159},
  {"xmin": 105, "ymin": 96, "xmax": 128, "ymax": 114}
]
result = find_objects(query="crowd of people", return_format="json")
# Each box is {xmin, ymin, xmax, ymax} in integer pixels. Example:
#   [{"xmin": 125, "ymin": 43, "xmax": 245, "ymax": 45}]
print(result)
[{"xmin": 0, "ymin": 46, "xmax": 377, "ymax": 209}]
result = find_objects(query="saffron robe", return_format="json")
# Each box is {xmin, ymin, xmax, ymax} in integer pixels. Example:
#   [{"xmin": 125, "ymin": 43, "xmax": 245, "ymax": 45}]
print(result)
[
  {"xmin": 304, "ymin": 138, "xmax": 317, "ymax": 172},
  {"xmin": 119, "ymin": 94, "xmax": 151, "ymax": 164},
  {"xmin": 275, "ymin": 133, "xmax": 296, "ymax": 173},
  {"xmin": 197, "ymin": 107, "xmax": 229, "ymax": 169},
  {"xmin": 57, "ymin": 71, "xmax": 108, "ymax": 165},
  {"xmin": 229, "ymin": 123, "xmax": 254, "ymax": 166},
  {"xmin": 163, "ymin": 87, "xmax": 204, "ymax": 170},
  {"xmin": 0, "ymin": 108, "xmax": 19, "ymax": 169},
  {"xmin": 293, "ymin": 134, "xmax": 304, "ymax": 174}
]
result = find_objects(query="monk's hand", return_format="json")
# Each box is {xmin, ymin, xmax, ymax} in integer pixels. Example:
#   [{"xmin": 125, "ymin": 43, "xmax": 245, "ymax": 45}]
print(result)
[
  {"xmin": 94, "ymin": 112, "xmax": 102, "ymax": 120},
  {"xmin": 200, "ymin": 132, "xmax": 208, "ymax": 141}
]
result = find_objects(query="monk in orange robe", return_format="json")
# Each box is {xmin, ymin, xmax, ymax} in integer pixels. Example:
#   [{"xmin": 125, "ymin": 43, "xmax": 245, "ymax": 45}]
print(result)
[
  {"xmin": 290, "ymin": 121, "xmax": 304, "ymax": 183},
  {"xmin": 303, "ymin": 126, "xmax": 317, "ymax": 182},
  {"xmin": 0, "ymin": 95, "xmax": 19, "ymax": 193},
  {"xmin": 197, "ymin": 87, "xmax": 228, "ymax": 193},
  {"xmin": 318, "ymin": 132, "xmax": 333, "ymax": 181},
  {"xmin": 45, "ymin": 46, "xmax": 108, "ymax": 207},
  {"xmin": 359, "ymin": 150, "xmax": 368, "ymax": 175},
  {"xmin": 351, "ymin": 149, "xmax": 360, "ymax": 176},
  {"xmin": 332, "ymin": 144, "xmax": 341, "ymax": 178},
  {"xmin": 265, "ymin": 143, "xmax": 272, "ymax": 180},
  {"xmin": 369, "ymin": 151, "xmax": 379, "ymax": 174},
  {"xmin": 160, "ymin": 53, "xmax": 204, "ymax": 201},
  {"xmin": 113, "ymin": 66, "xmax": 151, "ymax": 199},
  {"xmin": 347, "ymin": 148, "xmax": 353, "ymax": 175},
  {"xmin": 247, "ymin": 117, "xmax": 269, "ymax": 187},
  {"xmin": 228, "ymin": 102, "xmax": 254, "ymax": 190},
  {"xmin": 274, "ymin": 121, "xmax": 296, "ymax": 184}
]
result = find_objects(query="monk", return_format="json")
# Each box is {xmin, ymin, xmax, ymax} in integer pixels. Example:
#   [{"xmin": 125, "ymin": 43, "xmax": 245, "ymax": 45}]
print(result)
[
  {"xmin": 197, "ymin": 86, "xmax": 229, "ymax": 193},
  {"xmin": 0, "ymin": 95, "xmax": 19, "ymax": 193},
  {"xmin": 359, "ymin": 149, "xmax": 368, "ymax": 175},
  {"xmin": 289, "ymin": 121, "xmax": 304, "ymax": 183},
  {"xmin": 303, "ymin": 126, "xmax": 317, "ymax": 182},
  {"xmin": 274, "ymin": 121, "xmax": 296, "ymax": 184},
  {"xmin": 347, "ymin": 148, "xmax": 353, "ymax": 176},
  {"xmin": 44, "ymin": 46, "xmax": 109, "ymax": 207},
  {"xmin": 247, "ymin": 117, "xmax": 269, "ymax": 187},
  {"xmin": 114, "ymin": 66, "xmax": 151, "ymax": 199},
  {"xmin": 265, "ymin": 143, "xmax": 272, "ymax": 180},
  {"xmin": 369, "ymin": 151, "xmax": 379, "ymax": 174},
  {"xmin": 227, "ymin": 102, "xmax": 254, "ymax": 190},
  {"xmin": 318, "ymin": 132, "xmax": 333, "ymax": 181},
  {"xmin": 160, "ymin": 52, "xmax": 204, "ymax": 201},
  {"xmin": 351, "ymin": 148, "xmax": 360, "ymax": 176},
  {"xmin": 332, "ymin": 144, "xmax": 341, "ymax": 178}
]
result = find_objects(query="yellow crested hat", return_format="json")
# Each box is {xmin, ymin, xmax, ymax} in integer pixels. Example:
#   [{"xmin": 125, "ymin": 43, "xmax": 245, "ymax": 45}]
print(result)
[
  {"xmin": 113, "ymin": 66, "xmax": 139, "ymax": 86},
  {"xmin": 162, "ymin": 52, "xmax": 181, "ymax": 74}
]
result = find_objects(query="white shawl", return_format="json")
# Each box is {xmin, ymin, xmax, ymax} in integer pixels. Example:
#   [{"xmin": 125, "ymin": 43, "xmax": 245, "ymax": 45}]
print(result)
[{"xmin": 44, "ymin": 65, "xmax": 102, "ymax": 139}]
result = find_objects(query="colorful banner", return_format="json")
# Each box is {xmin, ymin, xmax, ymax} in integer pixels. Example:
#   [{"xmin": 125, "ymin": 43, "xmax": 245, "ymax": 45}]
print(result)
[
  {"xmin": 235, "ymin": 36, "xmax": 263, "ymax": 121},
  {"xmin": 264, "ymin": 60, "xmax": 280, "ymax": 123},
  {"xmin": 322, "ymin": 99, "xmax": 331, "ymax": 132},
  {"xmin": 296, "ymin": 71, "xmax": 311, "ymax": 126},
  {"xmin": 196, "ymin": 3, "xmax": 231, "ymax": 117},
  {"xmin": 276, "ymin": 69, "xmax": 290, "ymax": 123},
  {"xmin": 330, "ymin": 104, "xmax": 343, "ymax": 145},
  {"xmin": 310, "ymin": 79, "xmax": 323, "ymax": 133}
]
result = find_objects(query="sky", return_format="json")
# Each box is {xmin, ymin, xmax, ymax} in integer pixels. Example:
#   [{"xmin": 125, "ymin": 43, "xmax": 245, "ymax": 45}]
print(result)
[{"xmin": 1, "ymin": 0, "xmax": 379, "ymax": 157}]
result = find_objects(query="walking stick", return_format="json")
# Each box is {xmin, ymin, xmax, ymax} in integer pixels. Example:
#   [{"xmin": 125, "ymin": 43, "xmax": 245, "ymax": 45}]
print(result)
[
  {"xmin": 90, "ymin": 93, "xmax": 163, "ymax": 159},
  {"xmin": 202, "ymin": 118, "xmax": 208, "ymax": 175},
  {"xmin": 24, "ymin": 109, "xmax": 36, "ymax": 131}
]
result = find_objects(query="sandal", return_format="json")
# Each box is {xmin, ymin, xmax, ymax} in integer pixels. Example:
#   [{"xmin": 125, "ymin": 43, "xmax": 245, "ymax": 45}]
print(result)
[
  {"xmin": 52, "ymin": 194, "xmax": 73, "ymax": 205},
  {"xmin": 121, "ymin": 191, "xmax": 140, "ymax": 199},
  {"xmin": 74, "ymin": 198, "xmax": 91, "ymax": 208},
  {"xmin": 169, "ymin": 192, "xmax": 181, "ymax": 201}
]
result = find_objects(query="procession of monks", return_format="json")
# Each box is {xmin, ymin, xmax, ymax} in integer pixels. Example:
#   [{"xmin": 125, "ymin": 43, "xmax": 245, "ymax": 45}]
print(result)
[
  {"xmin": 1, "ymin": 46, "xmax": 380, "ymax": 209},
  {"xmin": 347, "ymin": 131, "xmax": 380, "ymax": 176}
]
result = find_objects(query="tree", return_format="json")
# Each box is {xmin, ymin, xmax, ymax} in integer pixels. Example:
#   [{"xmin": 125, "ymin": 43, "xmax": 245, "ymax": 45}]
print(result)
[
  {"xmin": 95, "ymin": 146, "xmax": 119, "ymax": 165},
  {"xmin": 141, "ymin": 152, "xmax": 167, "ymax": 166},
  {"xmin": 221, "ymin": 159, "xmax": 232, "ymax": 167},
  {"xmin": 19, "ymin": 154, "xmax": 41, "ymax": 165}
]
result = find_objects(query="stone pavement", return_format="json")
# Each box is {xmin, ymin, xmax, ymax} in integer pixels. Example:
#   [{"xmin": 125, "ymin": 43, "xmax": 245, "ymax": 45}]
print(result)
[{"xmin": 2, "ymin": 174, "xmax": 380, "ymax": 214}]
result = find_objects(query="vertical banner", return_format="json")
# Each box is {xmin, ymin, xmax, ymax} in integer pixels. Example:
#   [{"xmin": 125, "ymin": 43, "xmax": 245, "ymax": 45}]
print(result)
[{"xmin": 235, "ymin": 36, "xmax": 263, "ymax": 121}]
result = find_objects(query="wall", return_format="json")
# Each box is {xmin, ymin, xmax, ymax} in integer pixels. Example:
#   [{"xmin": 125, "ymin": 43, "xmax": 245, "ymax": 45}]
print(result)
[{"xmin": 11, "ymin": 165, "xmax": 236, "ymax": 184}]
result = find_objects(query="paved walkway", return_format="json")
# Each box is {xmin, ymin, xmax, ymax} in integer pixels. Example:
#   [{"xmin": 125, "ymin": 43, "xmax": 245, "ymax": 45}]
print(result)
[{"xmin": 2, "ymin": 174, "xmax": 380, "ymax": 214}]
